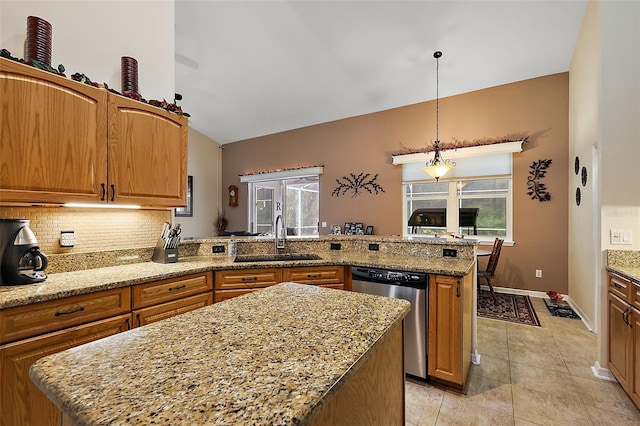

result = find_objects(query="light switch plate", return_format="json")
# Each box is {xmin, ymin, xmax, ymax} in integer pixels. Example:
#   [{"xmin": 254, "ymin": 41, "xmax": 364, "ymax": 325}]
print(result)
[{"xmin": 611, "ymin": 229, "xmax": 633, "ymax": 245}]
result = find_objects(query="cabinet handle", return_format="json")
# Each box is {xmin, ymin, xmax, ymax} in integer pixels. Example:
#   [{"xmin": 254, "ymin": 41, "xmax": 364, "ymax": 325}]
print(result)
[
  {"xmin": 307, "ymin": 274, "xmax": 322, "ymax": 279},
  {"xmin": 136, "ymin": 313, "xmax": 141, "ymax": 327},
  {"xmin": 622, "ymin": 308, "xmax": 630, "ymax": 326},
  {"xmin": 242, "ymin": 277, "xmax": 258, "ymax": 282},
  {"xmin": 100, "ymin": 183, "xmax": 106, "ymax": 201},
  {"xmin": 110, "ymin": 184, "xmax": 116, "ymax": 202},
  {"xmin": 613, "ymin": 282, "xmax": 626, "ymax": 290},
  {"xmin": 125, "ymin": 318, "xmax": 131, "ymax": 330},
  {"xmin": 169, "ymin": 284, "xmax": 186, "ymax": 291},
  {"xmin": 54, "ymin": 306, "xmax": 85, "ymax": 316},
  {"xmin": 456, "ymin": 280, "xmax": 460, "ymax": 298}
]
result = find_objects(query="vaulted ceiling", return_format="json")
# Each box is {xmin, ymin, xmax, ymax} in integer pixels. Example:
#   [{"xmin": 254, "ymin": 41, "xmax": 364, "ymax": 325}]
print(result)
[{"xmin": 175, "ymin": 0, "xmax": 588, "ymax": 145}]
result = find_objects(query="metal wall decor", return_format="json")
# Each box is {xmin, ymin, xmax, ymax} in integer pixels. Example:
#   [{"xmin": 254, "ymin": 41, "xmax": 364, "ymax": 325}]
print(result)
[
  {"xmin": 332, "ymin": 173, "xmax": 385, "ymax": 197},
  {"xmin": 527, "ymin": 159, "xmax": 552, "ymax": 202}
]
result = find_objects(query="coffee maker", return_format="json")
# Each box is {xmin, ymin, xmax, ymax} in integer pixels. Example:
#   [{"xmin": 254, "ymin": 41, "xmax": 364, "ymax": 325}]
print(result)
[{"xmin": 0, "ymin": 219, "xmax": 48, "ymax": 286}]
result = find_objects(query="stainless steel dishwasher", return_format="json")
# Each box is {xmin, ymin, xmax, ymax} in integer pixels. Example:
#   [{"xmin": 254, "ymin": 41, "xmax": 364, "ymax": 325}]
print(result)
[{"xmin": 351, "ymin": 267, "xmax": 428, "ymax": 380}]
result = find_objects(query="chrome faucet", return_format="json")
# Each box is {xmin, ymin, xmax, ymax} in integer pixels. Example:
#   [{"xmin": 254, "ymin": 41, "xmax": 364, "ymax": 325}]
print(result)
[{"xmin": 274, "ymin": 214, "xmax": 286, "ymax": 253}]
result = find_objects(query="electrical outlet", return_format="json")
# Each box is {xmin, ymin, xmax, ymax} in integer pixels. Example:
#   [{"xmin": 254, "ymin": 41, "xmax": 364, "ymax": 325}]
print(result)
[
  {"xmin": 368, "ymin": 243, "xmax": 379, "ymax": 251},
  {"xmin": 321, "ymin": 222, "xmax": 327, "ymax": 228},
  {"xmin": 611, "ymin": 229, "xmax": 633, "ymax": 245},
  {"xmin": 330, "ymin": 243, "xmax": 341, "ymax": 250},
  {"xmin": 535, "ymin": 269, "xmax": 542, "ymax": 278},
  {"xmin": 60, "ymin": 231, "xmax": 76, "ymax": 247},
  {"xmin": 212, "ymin": 245, "xmax": 225, "ymax": 254},
  {"xmin": 443, "ymin": 248, "xmax": 457, "ymax": 258}
]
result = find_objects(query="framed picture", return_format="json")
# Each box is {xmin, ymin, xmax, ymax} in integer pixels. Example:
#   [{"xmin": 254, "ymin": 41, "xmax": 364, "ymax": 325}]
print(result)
[
  {"xmin": 175, "ymin": 175, "xmax": 193, "ymax": 217},
  {"xmin": 365, "ymin": 225, "xmax": 374, "ymax": 235}
]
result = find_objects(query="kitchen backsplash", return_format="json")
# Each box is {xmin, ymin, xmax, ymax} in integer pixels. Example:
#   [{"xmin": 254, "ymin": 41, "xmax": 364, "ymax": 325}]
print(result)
[{"xmin": 0, "ymin": 206, "xmax": 170, "ymax": 254}]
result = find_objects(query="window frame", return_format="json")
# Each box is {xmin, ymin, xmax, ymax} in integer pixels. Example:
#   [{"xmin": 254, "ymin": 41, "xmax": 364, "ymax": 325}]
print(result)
[{"xmin": 403, "ymin": 175, "xmax": 513, "ymax": 244}]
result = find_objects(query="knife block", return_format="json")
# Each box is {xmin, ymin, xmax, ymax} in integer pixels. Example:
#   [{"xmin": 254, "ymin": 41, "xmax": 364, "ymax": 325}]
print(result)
[{"xmin": 152, "ymin": 238, "xmax": 178, "ymax": 263}]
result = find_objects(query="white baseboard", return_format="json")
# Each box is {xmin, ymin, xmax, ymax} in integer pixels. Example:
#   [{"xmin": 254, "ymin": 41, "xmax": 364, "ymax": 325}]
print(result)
[
  {"xmin": 591, "ymin": 361, "xmax": 617, "ymax": 382},
  {"xmin": 485, "ymin": 285, "xmax": 594, "ymax": 331}
]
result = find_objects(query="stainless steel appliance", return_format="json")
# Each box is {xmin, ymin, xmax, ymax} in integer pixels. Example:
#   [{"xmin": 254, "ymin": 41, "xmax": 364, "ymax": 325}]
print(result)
[
  {"xmin": 351, "ymin": 267, "xmax": 428, "ymax": 380},
  {"xmin": 0, "ymin": 219, "xmax": 48, "ymax": 286}
]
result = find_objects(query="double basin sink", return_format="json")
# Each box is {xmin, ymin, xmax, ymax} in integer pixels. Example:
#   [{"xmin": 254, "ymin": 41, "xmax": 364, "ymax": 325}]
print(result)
[{"xmin": 233, "ymin": 253, "xmax": 322, "ymax": 263}]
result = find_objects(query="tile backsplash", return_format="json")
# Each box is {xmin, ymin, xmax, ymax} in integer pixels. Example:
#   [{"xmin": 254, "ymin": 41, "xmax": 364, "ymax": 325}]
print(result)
[{"xmin": 0, "ymin": 206, "xmax": 170, "ymax": 254}]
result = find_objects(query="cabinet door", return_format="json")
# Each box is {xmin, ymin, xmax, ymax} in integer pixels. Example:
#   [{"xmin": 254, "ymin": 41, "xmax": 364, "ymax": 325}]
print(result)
[
  {"xmin": 107, "ymin": 93, "xmax": 187, "ymax": 206},
  {"xmin": 133, "ymin": 292, "xmax": 212, "ymax": 327},
  {"xmin": 0, "ymin": 315, "xmax": 130, "ymax": 426},
  {"xmin": 0, "ymin": 57, "xmax": 107, "ymax": 204},
  {"xmin": 428, "ymin": 274, "xmax": 463, "ymax": 384},
  {"xmin": 282, "ymin": 266, "xmax": 344, "ymax": 285},
  {"xmin": 631, "ymin": 308, "xmax": 640, "ymax": 407},
  {"xmin": 608, "ymin": 292, "xmax": 632, "ymax": 392}
]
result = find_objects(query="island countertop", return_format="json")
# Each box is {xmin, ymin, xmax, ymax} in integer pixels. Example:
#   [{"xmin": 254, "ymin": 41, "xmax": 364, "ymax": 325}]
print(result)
[{"xmin": 30, "ymin": 283, "xmax": 410, "ymax": 425}]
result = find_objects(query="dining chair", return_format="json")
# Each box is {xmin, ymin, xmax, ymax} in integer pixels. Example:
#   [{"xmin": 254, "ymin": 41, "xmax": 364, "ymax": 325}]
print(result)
[{"xmin": 478, "ymin": 238, "xmax": 504, "ymax": 302}]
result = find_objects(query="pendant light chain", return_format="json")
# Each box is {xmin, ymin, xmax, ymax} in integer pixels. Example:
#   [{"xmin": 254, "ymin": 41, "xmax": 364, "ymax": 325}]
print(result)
[{"xmin": 435, "ymin": 54, "xmax": 439, "ymax": 143}]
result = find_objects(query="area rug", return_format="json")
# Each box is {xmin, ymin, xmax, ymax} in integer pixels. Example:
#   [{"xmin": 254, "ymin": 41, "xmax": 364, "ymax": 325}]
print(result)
[
  {"xmin": 543, "ymin": 299, "xmax": 581, "ymax": 320},
  {"xmin": 477, "ymin": 290, "xmax": 541, "ymax": 326}
]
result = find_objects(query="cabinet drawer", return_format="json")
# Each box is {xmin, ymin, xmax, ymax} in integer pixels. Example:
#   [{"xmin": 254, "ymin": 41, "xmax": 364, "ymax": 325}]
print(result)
[
  {"xmin": 0, "ymin": 287, "xmax": 131, "ymax": 344},
  {"xmin": 132, "ymin": 272, "xmax": 213, "ymax": 309},
  {"xmin": 214, "ymin": 268, "xmax": 281, "ymax": 290},
  {"xmin": 283, "ymin": 266, "xmax": 344, "ymax": 285},
  {"xmin": 133, "ymin": 292, "xmax": 213, "ymax": 327},
  {"xmin": 214, "ymin": 289, "xmax": 258, "ymax": 303},
  {"xmin": 609, "ymin": 273, "xmax": 633, "ymax": 303},
  {"xmin": 632, "ymin": 282, "xmax": 640, "ymax": 311}
]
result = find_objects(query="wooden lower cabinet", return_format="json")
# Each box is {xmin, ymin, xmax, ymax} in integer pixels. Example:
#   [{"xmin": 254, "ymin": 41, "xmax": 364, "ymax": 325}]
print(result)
[
  {"xmin": 0, "ymin": 315, "xmax": 130, "ymax": 426},
  {"xmin": 428, "ymin": 273, "xmax": 472, "ymax": 389},
  {"xmin": 133, "ymin": 292, "xmax": 213, "ymax": 327},
  {"xmin": 609, "ymin": 292, "xmax": 632, "ymax": 391},
  {"xmin": 214, "ymin": 288, "xmax": 257, "ymax": 303},
  {"xmin": 632, "ymin": 307, "xmax": 640, "ymax": 407},
  {"xmin": 132, "ymin": 272, "xmax": 212, "ymax": 310}
]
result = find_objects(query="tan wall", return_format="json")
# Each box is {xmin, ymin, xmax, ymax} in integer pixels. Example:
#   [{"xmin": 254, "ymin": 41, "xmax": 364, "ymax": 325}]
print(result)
[
  {"xmin": 223, "ymin": 73, "xmax": 569, "ymax": 292},
  {"xmin": 0, "ymin": 207, "xmax": 170, "ymax": 254},
  {"xmin": 569, "ymin": 0, "xmax": 599, "ymax": 329},
  {"xmin": 177, "ymin": 128, "xmax": 223, "ymax": 238}
]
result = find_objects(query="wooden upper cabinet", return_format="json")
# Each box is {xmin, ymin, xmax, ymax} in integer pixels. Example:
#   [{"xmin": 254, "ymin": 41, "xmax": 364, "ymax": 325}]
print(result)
[
  {"xmin": 0, "ymin": 58, "xmax": 188, "ymax": 207},
  {"xmin": 0, "ymin": 57, "xmax": 107, "ymax": 204},
  {"xmin": 107, "ymin": 93, "xmax": 188, "ymax": 206}
]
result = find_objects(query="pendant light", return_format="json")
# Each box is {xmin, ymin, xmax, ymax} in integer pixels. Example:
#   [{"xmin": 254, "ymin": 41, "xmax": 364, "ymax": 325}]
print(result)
[{"xmin": 422, "ymin": 51, "xmax": 455, "ymax": 181}]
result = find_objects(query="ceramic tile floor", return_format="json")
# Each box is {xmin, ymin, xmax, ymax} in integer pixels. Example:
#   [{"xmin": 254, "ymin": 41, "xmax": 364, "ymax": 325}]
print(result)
[{"xmin": 405, "ymin": 296, "xmax": 640, "ymax": 425}]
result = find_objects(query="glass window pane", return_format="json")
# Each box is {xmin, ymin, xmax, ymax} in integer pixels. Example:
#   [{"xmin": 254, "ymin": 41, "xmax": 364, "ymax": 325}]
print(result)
[
  {"xmin": 406, "ymin": 182, "xmax": 448, "ymax": 197},
  {"xmin": 406, "ymin": 199, "xmax": 447, "ymax": 235},
  {"xmin": 459, "ymin": 198, "xmax": 506, "ymax": 236},
  {"xmin": 458, "ymin": 179, "xmax": 509, "ymax": 196},
  {"xmin": 285, "ymin": 177, "xmax": 319, "ymax": 236}
]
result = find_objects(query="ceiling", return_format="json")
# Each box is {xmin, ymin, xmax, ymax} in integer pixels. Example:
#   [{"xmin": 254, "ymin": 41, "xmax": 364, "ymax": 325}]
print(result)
[{"xmin": 175, "ymin": 1, "xmax": 587, "ymax": 145}]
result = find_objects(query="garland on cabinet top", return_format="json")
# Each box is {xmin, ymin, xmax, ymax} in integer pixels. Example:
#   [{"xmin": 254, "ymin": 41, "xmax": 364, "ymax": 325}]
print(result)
[
  {"xmin": 0, "ymin": 48, "xmax": 190, "ymax": 117},
  {"xmin": 527, "ymin": 159, "xmax": 552, "ymax": 202},
  {"xmin": 391, "ymin": 134, "xmax": 529, "ymax": 156},
  {"xmin": 332, "ymin": 173, "xmax": 385, "ymax": 197}
]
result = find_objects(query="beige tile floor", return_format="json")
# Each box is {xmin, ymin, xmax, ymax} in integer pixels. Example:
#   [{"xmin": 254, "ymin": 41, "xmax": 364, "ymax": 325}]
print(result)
[{"xmin": 405, "ymin": 296, "xmax": 640, "ymax": 425}]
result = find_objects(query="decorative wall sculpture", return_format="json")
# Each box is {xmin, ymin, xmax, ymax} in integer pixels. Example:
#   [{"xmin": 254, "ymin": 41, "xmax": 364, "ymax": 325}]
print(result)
[
  {"xmin": 332, "ymin": 173, "xmax": 385, "ymax": 197},
  {"xmin": 527, "ymin": 159, "xmax": 552, "ymax": 202}
]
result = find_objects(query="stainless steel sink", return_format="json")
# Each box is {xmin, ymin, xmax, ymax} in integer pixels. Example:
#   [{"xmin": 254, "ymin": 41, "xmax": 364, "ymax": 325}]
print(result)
[{"xmin": 233, "ymin": 253, "xmax": 322, "ymax": 263}]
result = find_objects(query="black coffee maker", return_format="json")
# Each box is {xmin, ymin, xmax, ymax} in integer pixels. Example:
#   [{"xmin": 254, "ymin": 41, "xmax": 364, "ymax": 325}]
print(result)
[{"xmin": 0, "ymin": 219, "xmax": 48, "ymax": 286}]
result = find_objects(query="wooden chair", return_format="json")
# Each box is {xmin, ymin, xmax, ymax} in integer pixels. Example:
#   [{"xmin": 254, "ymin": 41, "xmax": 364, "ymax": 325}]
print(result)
[{"xmin": 478, "ymin": 238, "xmax": 504, "ymax": 302}]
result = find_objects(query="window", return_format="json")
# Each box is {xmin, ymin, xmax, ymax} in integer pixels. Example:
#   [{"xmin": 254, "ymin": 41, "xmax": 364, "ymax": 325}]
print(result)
[
  {"xmin": 242, "ymin": 167, "xmax": 323, "ymax": 236},
  {"xmin": 404, "ymin": 177, "xmax": 512, "ymax": 241},
  {"xmin": 395, "ymin": 142, "xmax": 523, "ymax": 243}
]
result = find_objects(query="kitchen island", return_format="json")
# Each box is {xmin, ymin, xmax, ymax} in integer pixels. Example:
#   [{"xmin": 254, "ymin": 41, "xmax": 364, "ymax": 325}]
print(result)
[{"xmin": 29, "ymin": 283, "xmax": 410, "ymax": 425}]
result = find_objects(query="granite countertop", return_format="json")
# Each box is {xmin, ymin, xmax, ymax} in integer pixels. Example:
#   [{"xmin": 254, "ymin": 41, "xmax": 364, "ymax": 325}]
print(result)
[
  {"xmin": 606, "ymin": 265, "xmax": 640, "ymax": 283},
  {"xmin": 30, "ymin": 283, "xmax": 410, "ymax": 425},
  {"xmin": 0, "ymin": 252, "xmax": 474, "ymax": 310}
]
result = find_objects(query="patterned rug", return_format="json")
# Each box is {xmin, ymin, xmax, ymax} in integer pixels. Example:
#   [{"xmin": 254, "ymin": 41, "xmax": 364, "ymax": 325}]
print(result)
[
  {"xmin": 543, "ymin": 299, "xmax": 581, "ymax": 320},
  {"xmin": 477, "ymin": 290, "xmax": 541, "ymax": 326}
]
